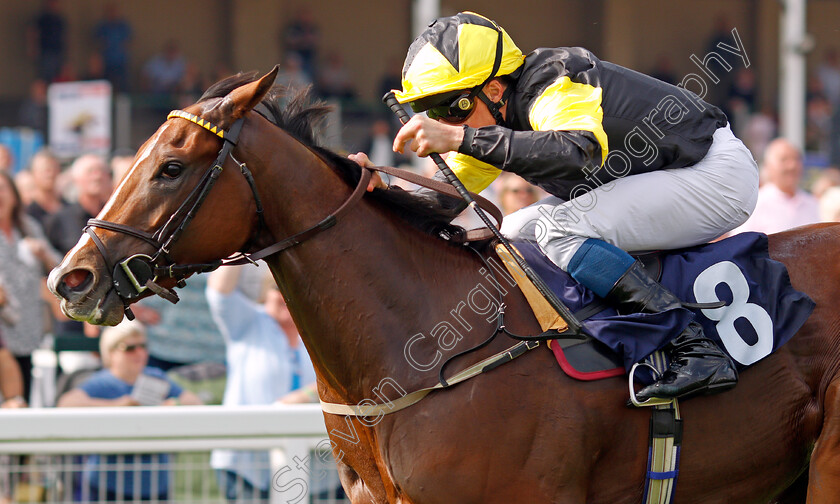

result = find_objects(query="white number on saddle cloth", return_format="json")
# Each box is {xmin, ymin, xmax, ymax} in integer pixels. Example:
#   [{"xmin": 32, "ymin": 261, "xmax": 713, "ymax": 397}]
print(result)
[{"xmin": 692, "ymin": 261, "xmax": 774, "ymax": 366}]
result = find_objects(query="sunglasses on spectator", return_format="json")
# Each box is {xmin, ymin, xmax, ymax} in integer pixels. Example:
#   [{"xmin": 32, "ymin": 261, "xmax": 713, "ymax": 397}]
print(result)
[
  {"xmin": 504, "ymin": 187, "xmax": 536, "ymax": 195},
  {"xmin": 115, "ymin": 342, "xmax": 147, "ymax": 352}
]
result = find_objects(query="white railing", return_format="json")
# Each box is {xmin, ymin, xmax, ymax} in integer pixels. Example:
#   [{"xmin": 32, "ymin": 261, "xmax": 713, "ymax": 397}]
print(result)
[{"xmin": 0, "ymin": 404, "xmax": 343, "ymax": 504}]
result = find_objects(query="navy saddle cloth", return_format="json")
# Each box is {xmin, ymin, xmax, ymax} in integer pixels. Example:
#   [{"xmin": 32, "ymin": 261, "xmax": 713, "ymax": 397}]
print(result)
[{"xmin": 512, "ymin": 232, "xmax": 815, "ymax": 379}]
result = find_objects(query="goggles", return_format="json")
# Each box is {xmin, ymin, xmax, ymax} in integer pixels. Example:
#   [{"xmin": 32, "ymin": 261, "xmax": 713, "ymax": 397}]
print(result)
[{"xmin": 425, "ymin": 92, "xmax": 476, "ymax": 123}]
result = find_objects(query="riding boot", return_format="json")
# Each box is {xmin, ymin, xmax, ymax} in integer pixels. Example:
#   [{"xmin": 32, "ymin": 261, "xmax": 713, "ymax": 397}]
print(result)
[
  {"xmin": 604, "ymin": 261, "xmax": 738, "ymax": 400},
  {"xmin": 634, "ymin": 322, "xmax": 738, "ymax": 401}
]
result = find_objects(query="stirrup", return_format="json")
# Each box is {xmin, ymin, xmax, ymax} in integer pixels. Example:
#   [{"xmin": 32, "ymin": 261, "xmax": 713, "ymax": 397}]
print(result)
[{"xmin": 628, "ymin": 362, "xmax": 675, "ymax": 408}]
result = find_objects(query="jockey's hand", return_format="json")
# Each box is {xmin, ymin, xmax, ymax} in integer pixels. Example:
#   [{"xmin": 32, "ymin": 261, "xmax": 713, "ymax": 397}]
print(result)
[
  {"xmin": 348, "ymin": 152, "xmax": 387, "ymax": 192},
  {"xmin": 393, "ymin": 115, "xmax": 464, "ymax": 157}
]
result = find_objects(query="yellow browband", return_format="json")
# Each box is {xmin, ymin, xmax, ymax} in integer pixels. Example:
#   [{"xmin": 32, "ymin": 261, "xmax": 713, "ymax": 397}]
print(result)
[{"xmin": 167, "ymin": 110, "xmax": 226, "ymax": 139}]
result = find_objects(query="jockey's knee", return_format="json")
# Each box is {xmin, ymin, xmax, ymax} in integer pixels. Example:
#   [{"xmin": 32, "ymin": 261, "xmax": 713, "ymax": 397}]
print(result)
[{"xmin": 535, "ymin": 230, "xmax": 587, "ymax": 272}]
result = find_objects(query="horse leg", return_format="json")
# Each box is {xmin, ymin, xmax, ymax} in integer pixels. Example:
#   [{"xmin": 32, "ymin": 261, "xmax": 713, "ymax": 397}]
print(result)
[{"xmin": 807, "ymin": 380, "xmax": 840, "ymax": 502}]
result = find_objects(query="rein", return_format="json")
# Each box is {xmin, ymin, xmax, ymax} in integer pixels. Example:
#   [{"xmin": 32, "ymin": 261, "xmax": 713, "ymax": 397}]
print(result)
[{"xmin": 86, "ymin": 109, "xmax": 502, "ymax": 320}]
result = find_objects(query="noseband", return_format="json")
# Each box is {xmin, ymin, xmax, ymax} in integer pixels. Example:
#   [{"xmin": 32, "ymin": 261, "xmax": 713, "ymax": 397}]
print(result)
[{"xmin": 84, "ymin": 109, "xmax": 371, "ymax": 321}]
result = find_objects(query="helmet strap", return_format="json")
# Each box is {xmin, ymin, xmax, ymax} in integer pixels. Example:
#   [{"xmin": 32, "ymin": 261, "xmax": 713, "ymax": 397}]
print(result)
[
  {"xmin": 477, "ymin": 84, "xmax": 513, "ymax": 126},
  {"xmin": 467, "ymin": 22, "xmax": 508, "ymax": 125}
]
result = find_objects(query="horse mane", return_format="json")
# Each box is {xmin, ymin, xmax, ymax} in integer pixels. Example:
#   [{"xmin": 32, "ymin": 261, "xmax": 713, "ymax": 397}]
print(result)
[{"xmin": 199, "ymin": 73, "xmax": 466, "ymax": 241}]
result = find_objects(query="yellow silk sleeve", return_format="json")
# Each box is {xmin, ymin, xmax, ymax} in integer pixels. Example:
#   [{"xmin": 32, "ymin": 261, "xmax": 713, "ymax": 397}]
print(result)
[
  {"xmin": 446, "ymin": 152, "xmax": 502, "ymax": 194},
  {"xmin": 528, "ymin": 76, "xmax": 609, "ymax": 164}
]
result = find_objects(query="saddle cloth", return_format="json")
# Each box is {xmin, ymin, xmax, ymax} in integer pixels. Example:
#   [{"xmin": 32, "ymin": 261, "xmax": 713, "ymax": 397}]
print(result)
[{"xmin": 496, "ymin": 232, "xmax": 815, "ymax": 381}]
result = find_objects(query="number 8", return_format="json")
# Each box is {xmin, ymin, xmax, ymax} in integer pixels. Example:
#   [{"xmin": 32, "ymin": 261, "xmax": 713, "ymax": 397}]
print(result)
[{"xmin": 692, "ymin": 261, "xmax": 774, "ymax": 366}]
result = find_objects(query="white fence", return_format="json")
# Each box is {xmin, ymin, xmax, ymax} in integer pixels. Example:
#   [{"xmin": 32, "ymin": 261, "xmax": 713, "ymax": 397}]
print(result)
[{"xmin": 0, "ymin": 404, "xmax": 346, "ymax": 504}]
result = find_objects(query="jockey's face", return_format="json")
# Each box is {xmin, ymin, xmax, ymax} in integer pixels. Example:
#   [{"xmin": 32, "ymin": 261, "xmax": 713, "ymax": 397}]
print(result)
[{"xmin": 436, "ymin": 79, "xmax": 508, "ymax": 128}]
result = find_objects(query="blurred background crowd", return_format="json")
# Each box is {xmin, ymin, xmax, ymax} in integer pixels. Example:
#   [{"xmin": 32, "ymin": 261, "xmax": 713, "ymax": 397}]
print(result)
[{"xmin": 0, "ymin": 0, "xmax": 839, "ymax": 501}]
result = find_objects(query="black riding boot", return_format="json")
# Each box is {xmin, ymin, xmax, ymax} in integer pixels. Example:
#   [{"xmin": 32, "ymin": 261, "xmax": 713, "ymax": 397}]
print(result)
[{"xmin": 605, "ymin": 261, "xmax": 738, "ymax": 401}]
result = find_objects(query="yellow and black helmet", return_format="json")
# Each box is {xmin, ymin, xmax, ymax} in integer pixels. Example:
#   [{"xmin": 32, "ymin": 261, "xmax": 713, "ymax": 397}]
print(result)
[{"xmin": 394, "ymin": 12, "xmax": 524, "ymax": 112}]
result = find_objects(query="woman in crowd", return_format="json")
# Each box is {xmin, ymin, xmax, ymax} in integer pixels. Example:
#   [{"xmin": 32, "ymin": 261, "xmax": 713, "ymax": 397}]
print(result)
[{"xmin": 0, "ymin": 171, "xmax": 60, "ymax": 402}]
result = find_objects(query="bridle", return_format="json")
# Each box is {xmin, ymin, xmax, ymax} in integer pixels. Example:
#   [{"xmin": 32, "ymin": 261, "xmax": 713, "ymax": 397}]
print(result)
[{"xmin": 84, "ymin": 109, "xmax": 371, "ymax": 320}]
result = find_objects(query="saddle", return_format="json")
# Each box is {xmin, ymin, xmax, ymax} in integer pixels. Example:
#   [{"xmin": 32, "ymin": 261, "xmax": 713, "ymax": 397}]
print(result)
[
  {"xmin": 495, "ymin": 243, "xmax": 662, "ymax": 380},
  {"xmin": 494, "ymin": 233, "xmax": 814, "ymax": 382}
]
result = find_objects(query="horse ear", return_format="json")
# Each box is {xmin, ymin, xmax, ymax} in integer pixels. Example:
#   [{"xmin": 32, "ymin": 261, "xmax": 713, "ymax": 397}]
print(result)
[{"xmin": 226, "ymin": 65, "xmax": 279, "ymax": 118}]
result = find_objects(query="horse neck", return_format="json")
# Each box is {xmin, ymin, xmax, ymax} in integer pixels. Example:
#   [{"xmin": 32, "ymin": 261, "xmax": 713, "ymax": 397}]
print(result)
[{"xmin": 240, "ymin": 118, "xmax": 486, "ymax": 403}]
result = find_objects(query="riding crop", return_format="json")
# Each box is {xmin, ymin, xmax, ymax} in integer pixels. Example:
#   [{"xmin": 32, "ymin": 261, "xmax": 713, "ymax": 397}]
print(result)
[{"xmin": 383, "ymin": 91, "xmax": 584, "ymax": 335}]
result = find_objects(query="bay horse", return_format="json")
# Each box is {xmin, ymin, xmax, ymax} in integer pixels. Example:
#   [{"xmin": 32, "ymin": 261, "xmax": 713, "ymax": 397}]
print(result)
[{"xmin": 48, "ymin": 67, "xmax": 840, "ymax": 503}]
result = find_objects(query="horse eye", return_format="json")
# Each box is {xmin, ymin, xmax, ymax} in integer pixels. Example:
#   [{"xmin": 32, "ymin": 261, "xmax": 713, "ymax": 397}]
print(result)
[{"xmin": 161, "ymin": 162, "xmax": 182, "ymax": 179}]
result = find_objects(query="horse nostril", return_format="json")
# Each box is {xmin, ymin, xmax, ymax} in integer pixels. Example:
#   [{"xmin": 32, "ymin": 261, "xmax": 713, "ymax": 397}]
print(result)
[
  {"xmin": 64, "ymin": 270, "xmax": 90, "ymax": 289},
  {"xmin": 58, "ymin": 269, "xmax": 94, "ymax": 298}
]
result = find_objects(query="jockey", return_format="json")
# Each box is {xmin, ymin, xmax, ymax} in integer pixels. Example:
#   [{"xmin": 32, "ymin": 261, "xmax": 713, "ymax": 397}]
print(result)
[{"xmin": 352, "ymin": 12, "xmax": 758, "ymax": 401}]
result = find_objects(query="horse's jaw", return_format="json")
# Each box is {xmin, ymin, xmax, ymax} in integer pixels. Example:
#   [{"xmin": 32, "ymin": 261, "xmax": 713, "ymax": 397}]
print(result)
[{"xmin": 48, "ymin": 259, "xmax": 126, "ymax": 327}]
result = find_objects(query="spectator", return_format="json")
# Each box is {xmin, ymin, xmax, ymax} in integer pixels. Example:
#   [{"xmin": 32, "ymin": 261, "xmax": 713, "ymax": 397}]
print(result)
[
  {"xmin": 25, "ymin": 150, "xmax": 65, "ymax": 228},
  {"xmin": 817, "ymin": 48, "xmax": 840, "ymax": 107},
  {"xmin": 57, "ymin": 320, "xmax": 202, "ymax": 501},
  {"xmin": 704, "ymin": 15, "xmax": 738, "ymax": 107},
  {"xmin": 377, "ymin": 56, "xmax": 404, "ymax": 100},
  {"xmin": 94, "ymin": 2, "xmax": 132, "ymax": 92},
  {"xmin": 743, "ymin": 103, "xmax": 777, "ymax": 162},
  {"xmin": 811, "ymin": 166, "xmax": 840, "ymax": 199},
  {"xmin": 726, "ymin": 68, "xmax": 758, "ymax": 137},
  {"xmin": 45, "ymin": 154, "xmax": 112, "ymax": 255},
  {"xmin": 207, "ymin": 264, "xmax": 315, "ymax": 504},
  {"xmin": 142, "ymin": 39, "xmax": 187, "ymax": 94},
  {"xmin": 109, "ymin": 153, "xmax": 135, "ymax": 183},
  {"xmin": 275, "ymin": 52, "xmax": 311, "ymax": 94},
  {"xmin": 731, "ymin": 138, "xmax": 820, "ymax": 234},
  {"xmin": 14, "ymin": 171, "xmax": 36, "ymax": 207},
  {"xmin": 316, "ymin": 51, "xmax": 355, "ymax": 100},
  {"xmin": 0, "ymin": 328, "xmax": 25, "ymax": 504},
  {"xmin": 177, "ymin": 62, "xmax": 205, "ymax": 107},
  {"xmin": 45, "ymin": 155, "xmax": 112, "ymax": 339},
  {"xmin": 83, "ymin": 53, "xmax": 106, "ymax": 81},
  {"xmin": 365, "ymin": 119, "xmax": 406, "ymax": 168},
  {"xmin": 26, "ymin": 0, "xmax": 66, "ymax": 82},
  {"xmin": 0, "ymin": 146, "xmax": 13, "ymax": 174},
  {"xmin": 17, "ymin": 79, "xmax": 49, "ymax": 137},
  {"xmin": 134, "ymin": 273, "xmax": 226, "ymax": 372},
  {"xmin": 282, "ymin": 6, "xmax": 320, "ymax": 80},
  {"xmin": 818, "ymin": 49, "xmax": 840, "ymax": 167},
  {"xmin": 1, "ymin": 330, "xmax": 26, "ymax": 409},
  {"xmin": 649, "ymin": 54, "xmax": 677, "ymax": 85},
  {"xmin": 0, "ymin": 171, "xmax": 60, "ymax": 402},
  {"xmin": 497, "ymin": 173, "xmax": 540, "ymax": 215},
  {"xmin": 819, "ymin": 186, "xmax": 840, "ymax": 222}
]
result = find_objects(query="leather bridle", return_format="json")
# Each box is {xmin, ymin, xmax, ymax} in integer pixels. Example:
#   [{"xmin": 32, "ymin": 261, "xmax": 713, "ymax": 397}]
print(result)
[
  {"xmin": 84, "ymin": 109, "xmax": 370, "ymax": 320},
  {"xmin": 82, "ymin": 107, "xmax": 499, "ymax": 321}
]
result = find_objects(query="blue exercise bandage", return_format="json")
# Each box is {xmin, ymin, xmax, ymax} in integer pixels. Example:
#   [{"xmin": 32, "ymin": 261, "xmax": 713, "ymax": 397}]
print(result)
[{"xmin": 567, "ymin": 238, "xmax": 636, "ymax": 298}]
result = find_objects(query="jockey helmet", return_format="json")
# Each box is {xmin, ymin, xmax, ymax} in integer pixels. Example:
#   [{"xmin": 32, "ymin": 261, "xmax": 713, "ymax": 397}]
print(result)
[{"xmin": 394, "ymin": 12, "xmax": 524, "ymax": 114}]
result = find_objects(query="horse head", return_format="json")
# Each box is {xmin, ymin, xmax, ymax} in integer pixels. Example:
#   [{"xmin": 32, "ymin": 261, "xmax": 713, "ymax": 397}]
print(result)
[{"xmin": 48, "ymin": 67, "xmax": 279, "ymax": 325}]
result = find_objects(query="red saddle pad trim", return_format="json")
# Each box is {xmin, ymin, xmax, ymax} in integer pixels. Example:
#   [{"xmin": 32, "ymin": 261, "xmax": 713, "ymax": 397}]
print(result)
[{"xmin": 549, "ymin": 340, "xmax": 625, "ymax": 381}]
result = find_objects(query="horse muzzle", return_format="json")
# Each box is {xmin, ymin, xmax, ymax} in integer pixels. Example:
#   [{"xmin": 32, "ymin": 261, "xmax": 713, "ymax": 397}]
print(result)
[{"xmin": 48, "ymin": 263, "xmax": 126, "ymax": 326}]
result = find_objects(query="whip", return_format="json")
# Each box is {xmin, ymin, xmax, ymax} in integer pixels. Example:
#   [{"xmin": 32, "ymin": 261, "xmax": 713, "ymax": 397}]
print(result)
[{"xmin": 383, "ymin": 92, "xmax": 584, "ymax": 335}]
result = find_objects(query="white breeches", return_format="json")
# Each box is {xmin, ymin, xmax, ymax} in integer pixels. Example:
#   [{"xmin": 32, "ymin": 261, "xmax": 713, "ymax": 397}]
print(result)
[{"xmin": 500, "ymin": 125, "xmax": 759, "ymax": 269}]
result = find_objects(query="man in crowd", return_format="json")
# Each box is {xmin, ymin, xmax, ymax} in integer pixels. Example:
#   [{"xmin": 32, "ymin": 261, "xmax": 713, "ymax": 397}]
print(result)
[{"xmin": 731, "ymin": 138, "xmax": 820, "ymax": 234}]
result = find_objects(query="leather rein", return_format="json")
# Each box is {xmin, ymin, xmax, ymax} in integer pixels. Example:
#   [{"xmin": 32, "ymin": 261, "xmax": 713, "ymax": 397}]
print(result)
[{"xmin": 85, "ymin": 109, "xmax": 502, "ymax": 320}]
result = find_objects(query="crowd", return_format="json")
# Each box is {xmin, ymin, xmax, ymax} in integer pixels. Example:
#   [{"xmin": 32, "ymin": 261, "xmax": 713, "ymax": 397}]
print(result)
[{"xmin": 0, "ymin": 146, "xmax": 318, "ymax": 501}]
